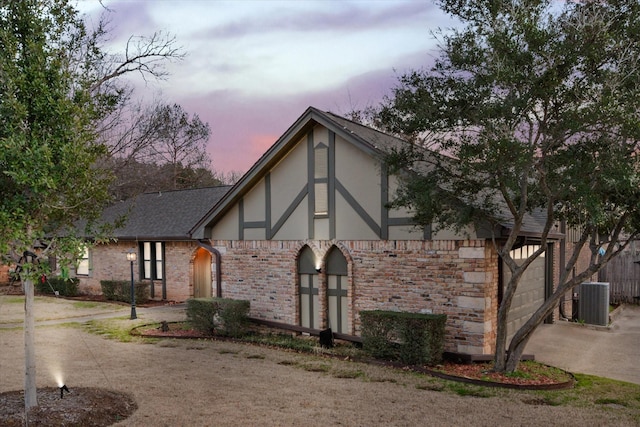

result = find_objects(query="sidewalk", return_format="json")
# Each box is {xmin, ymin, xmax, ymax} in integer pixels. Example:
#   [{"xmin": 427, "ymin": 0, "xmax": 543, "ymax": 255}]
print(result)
[{"xmin": 0, "ymin": 295, "xmax": 186, "ymax": 329}]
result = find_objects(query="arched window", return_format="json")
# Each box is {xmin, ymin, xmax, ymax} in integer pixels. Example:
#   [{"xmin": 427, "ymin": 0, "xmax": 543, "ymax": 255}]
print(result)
[
  {"xmin": 326, "ymin": 246, "xmax": 348, "ymax": 334},
  {"xmin": 298, "ymin": 246, "xmax": 319, "ymax": 329}
]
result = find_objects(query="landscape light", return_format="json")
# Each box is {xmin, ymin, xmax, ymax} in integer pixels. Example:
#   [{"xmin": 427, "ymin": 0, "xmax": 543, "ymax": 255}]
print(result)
[{"xmin": 60, "ymin": 384, "xmax": 69, "ymax": 399}]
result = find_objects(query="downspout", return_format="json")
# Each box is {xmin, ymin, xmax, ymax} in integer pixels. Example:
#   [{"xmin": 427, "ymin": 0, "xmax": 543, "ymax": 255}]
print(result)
[
  {"xmin": 558, "ymin": 221, "xmax": 568, "ymax": 320},
  {"xmin": 196, "ymin": 240, "xmax": 222, "ymax": 298}
]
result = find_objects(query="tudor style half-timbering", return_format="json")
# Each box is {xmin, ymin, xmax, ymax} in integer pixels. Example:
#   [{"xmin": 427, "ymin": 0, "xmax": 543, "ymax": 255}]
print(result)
[{"xmin": 192, "ymin": 107, "xmax": 518, "ymax": 354}]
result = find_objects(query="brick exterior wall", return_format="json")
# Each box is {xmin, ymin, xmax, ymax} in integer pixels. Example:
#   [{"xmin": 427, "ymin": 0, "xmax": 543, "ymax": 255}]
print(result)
[
  {"xmin": 211, "ymin": 238, "xmax": 499, "ymax": 354},
  {"xmin": 76, "ymin": 240, "xmax": 201, "ymax": 302}
]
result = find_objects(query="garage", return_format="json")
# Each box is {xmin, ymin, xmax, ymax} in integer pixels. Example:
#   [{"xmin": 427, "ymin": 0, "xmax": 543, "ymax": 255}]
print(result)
[{"xmin": 502, "ymin": 245, "xmax": 550, "ymax": 343}]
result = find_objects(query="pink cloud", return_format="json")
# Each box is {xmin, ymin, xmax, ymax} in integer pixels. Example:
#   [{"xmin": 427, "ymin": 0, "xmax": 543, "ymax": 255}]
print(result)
[{"xmin": 177, "ymin": 52, "xmax": 440, "ymax": 175}]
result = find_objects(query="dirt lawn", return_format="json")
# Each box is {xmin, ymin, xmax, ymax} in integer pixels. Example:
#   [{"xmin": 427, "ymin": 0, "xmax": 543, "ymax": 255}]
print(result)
[{"xmin": 0, "ymin": 297, "xmax": 635, "ymax": 426}]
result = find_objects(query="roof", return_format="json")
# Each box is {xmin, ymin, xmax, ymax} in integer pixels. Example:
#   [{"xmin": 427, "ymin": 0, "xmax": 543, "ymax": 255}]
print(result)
[
  {"xmin": 190, "ymin": 106, "xmax": 401, "ymax": 238},
  {"xmin": 96, "ymin": 186, "xmax": 231, "ymax": 241},
  {"xmin": 190, "ymin": 106, "xmax": 560, "ymax": 241}
]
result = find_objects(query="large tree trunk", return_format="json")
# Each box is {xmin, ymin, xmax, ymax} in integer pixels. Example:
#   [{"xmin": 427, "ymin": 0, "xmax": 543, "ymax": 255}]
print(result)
[
  {"xmin": 505, "ymin": 295, "xmax": 558, "ymax": 371},
  {"xmin": 24, "ymin": 277, "xmax": 38, "ymax": 411}
]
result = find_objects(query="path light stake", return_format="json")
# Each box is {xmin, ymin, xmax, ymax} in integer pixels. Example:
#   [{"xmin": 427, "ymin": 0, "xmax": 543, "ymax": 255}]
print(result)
[
  {"xmin": 60, "ymin": 384, "xmax": 69, "ymax": 399},
  {"xmin": 126, "ymin": 250, "xmax": 137, "ymax": 320}
]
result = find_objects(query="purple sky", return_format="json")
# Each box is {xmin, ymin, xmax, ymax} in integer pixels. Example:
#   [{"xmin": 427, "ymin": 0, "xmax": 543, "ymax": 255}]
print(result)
[{"xmin": 78, "ymin": 1, "xmax": 457, "ymax": 174}]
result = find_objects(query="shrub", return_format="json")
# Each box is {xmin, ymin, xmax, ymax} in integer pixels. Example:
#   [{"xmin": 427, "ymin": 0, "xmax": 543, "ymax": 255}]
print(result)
[
  {"xmin": 35, "ymin": 276, "xmax": 79, "ymax": 297},
  {"xmin": 217, "ymin": 298, "xmax": 250, "ymax": 337},
  {"xmin": 187, "ymin": 297, "xmax": 250, "ymax": 337},
  {"xmin": 186, "ymin": 298, "xmax": 216, "ymax": 335},
  {"xmin": 361, "ymin": 310, "xmax": 446, "ymax": 366},
  {"xmin": 100, "ymin": 280, "xmax": 149, "ymax": 304}
]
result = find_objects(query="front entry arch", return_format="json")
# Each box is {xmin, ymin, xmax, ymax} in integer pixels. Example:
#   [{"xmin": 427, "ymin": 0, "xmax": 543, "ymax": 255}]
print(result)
[{"xmin": 193, "ymin": 247, "xmax": 212, "ymax": 298}]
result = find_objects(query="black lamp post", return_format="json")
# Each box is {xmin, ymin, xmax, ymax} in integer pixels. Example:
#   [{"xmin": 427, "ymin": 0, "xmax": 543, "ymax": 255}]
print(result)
[{"xmin": 126, "ymin": 250, "xmax": 137, "ymax": 319}]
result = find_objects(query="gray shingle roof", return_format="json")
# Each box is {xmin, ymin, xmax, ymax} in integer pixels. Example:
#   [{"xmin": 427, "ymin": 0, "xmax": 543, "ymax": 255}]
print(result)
[{"xmin": 97, "ymin": 186, "xmax": 231, "ymax": 240}]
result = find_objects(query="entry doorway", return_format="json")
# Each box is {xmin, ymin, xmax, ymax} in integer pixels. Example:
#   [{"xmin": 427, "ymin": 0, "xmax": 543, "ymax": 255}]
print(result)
[{"xmin": 193, "ymin": 247, "xmax": 212, "ymax": 298}]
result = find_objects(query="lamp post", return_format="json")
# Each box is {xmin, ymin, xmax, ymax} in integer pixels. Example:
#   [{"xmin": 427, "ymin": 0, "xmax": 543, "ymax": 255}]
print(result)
[{"xmin": 126, "ymin": 250, "xmax": 137, "ymax": 319}]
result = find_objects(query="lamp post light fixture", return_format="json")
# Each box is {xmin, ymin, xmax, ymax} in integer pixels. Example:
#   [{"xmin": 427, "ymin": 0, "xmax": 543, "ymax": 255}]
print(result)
[{"xmin": 126, "ymin": 250, "xmax": 137, "ymax": 320}]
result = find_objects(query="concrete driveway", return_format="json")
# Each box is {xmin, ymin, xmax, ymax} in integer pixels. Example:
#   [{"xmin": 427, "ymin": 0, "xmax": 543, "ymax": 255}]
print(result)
[{"xmin": 525, "ymin": 304, "xmax": 640, "ymax": 385}]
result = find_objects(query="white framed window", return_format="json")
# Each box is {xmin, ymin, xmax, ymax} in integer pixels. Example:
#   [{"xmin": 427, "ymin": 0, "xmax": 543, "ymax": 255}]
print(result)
[
  {"xmin": 314, "ymin": 144, "xmax": 328, "ymax": 216},
  {"xmin": 141, "ymin": 241, "xmax": 164, "ymax": 280}
]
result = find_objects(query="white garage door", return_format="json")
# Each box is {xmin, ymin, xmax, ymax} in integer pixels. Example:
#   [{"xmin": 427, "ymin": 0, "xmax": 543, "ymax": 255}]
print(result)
[{"xmin": 503, "ymin": 245, "xmax": 546, "ymax": 344}]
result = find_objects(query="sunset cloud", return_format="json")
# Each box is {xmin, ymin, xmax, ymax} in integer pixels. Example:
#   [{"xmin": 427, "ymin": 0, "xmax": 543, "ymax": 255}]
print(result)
[{"xmin": 76, "ymin": 0, "xmax": 458, "ymax": 174}]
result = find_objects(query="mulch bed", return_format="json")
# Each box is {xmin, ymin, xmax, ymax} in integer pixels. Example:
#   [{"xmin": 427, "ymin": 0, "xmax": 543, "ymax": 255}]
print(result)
[
  {"xmin": 0, "ymin": 387, "xmax": 137, "ymax": 427},
  {"xmin": 133, "ymin": 321, "xmax": 575, "ymax": 390}
]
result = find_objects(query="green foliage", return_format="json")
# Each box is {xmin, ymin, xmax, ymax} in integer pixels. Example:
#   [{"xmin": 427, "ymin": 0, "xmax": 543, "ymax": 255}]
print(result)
[
  {"xmin": 361, "ymin": 310, "xmax": 447, "ymax": 365},
  {"xmin": 100, "ymin": 280, "xmax": 149, "ymax": 304},
  {"xmin": 243, "ymin": 333, "xmax": 318, "ymax": 353},
  {"xmin": 186, "ymin": 298, "xmax": 217, "ymax": 334},
  {"xmin": 0, "ymin": 0, "xmax": 115, "ymax": 277},
  {"xmin": 186, "ymin": 298, "xmax": 250, "ymax": 337},
  {"xmin": 35, "ymin": 276, "xmax": 79, "ymax": 297},
  {"xmin": 379, "ymin": 0, "xmax": 640, "ymax": 239},
  {"xmin": 375, "ymin": 0, "xmax": 640, "ymax": 372}
]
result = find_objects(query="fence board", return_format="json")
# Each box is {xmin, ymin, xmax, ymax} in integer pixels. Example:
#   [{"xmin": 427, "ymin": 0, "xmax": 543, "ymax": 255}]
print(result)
[{"xmin": 598, "ymin": 253, "xmax": 640, "ymax": 304}]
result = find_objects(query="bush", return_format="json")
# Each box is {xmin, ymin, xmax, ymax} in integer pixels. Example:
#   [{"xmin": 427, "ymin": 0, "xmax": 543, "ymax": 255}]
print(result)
[
  {"xmin": 35, "ymin": 276, "xmax": 79, "ymax": 297},
  {"xmin": 100, "ymin": 280, "xmax": 149, "ymax": 304},
  {"xmin": 187, "ymin": 297, "xmax": 250, "ymax": 337},
  {"xmin": 186, "ymin": 298, "xmax": 216, "ymax": 334},
  {"xmin": 361, "ymin": 310, "xmax": 446, "ymax": 366}
]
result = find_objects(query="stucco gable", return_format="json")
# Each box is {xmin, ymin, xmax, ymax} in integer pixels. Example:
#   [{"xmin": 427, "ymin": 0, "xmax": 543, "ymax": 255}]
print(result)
[{"xmin": 191, "ymin": 107, "xmax": 406, "ymax": 239}]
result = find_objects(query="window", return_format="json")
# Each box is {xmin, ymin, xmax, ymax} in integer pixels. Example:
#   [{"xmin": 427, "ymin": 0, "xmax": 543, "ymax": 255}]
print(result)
[
  {"xmin": 298, "ymin": 246, "xmax": 319, "ymax": 329},
  {"xmin": 141, "ymin": 242, "xmax": 164, "ymax": 280},
  {"xmin": 76, "ymin": 246, "xmax": 90, "ymax": 276},
  {"xmin": 314, "ymin": 144, "xmax": 328, "ymax": 215}
]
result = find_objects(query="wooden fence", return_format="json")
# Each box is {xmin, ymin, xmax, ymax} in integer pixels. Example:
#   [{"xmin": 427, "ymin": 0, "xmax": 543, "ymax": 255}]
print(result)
[{"xmin": 598, "ymin": 252, "xmax": 640, "ymax": 304}]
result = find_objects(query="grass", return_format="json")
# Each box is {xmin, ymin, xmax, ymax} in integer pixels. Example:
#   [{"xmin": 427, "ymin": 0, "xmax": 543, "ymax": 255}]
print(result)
[
  {"xmin": 72, "ymin": 301, "xmax": 102, "ymax": 309},
  {"xmin": 78, "ymin": 316, "xmax": 640, "ymax": 424},
  {"xmin": 83, "ymin": 317, "xmax": 158, "ymax": 343},
  {"xmin": 2, "ymin": 296, "xmax": 25, "ymax": 304}
]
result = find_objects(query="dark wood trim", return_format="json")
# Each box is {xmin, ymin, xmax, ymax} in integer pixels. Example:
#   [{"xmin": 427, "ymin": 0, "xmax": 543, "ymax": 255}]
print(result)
[
  {"xmin": 387, "ymin": 217, "xmax": 415, "ymax": 226},
  {"xmin": 307, "ymin": 131, "xmax": 314, "ymax": 239},
  {"xmin": 238, "ymin": 198, "xmax": 244, "ymax": 240},
  {"xmin": 380, "ymin": 163, "xmax": 389, "ymax": 240},
  {"xmin": 335, "ymin": 179, "xmax": 381, "ymax": 237},
  {"xmin": 265, "ymin": 173, "xmax": 272, "ymax": 239},
  {"xmin": 270, "ymin": 185, "xmax": 308, "ymax": 238},
  {"xmin": 243, "ymin": 221, "xmax": 266, "ymax": 229},
  {"xmin": 329, "ymin": 130, "xmax": 336, "ymax": 240}
]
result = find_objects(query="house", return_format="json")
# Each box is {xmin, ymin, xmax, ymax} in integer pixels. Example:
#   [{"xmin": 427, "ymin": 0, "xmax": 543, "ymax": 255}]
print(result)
[
  {"xmin": 76, "ymin": 106, "xmax": 567, "ymax": 356},
  {"xmin": 189, "ymin": 107, "xmax": 560, "ymax": 355},
  {"xmin": 76, "ymin": 186, "xmax": 230, "ymax": 302}
]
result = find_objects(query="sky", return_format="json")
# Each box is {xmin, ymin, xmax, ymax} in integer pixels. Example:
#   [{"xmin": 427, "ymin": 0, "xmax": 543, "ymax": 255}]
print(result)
[{"xmin": 76, "ymin": 0, "xmax": 457, "ymax": 175}]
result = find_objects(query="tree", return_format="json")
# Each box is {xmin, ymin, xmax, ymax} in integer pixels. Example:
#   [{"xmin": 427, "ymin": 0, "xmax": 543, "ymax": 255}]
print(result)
[
  {"xmin": 0, "ymin": 0, "xmax": 183, "ymax": 412},
  {"xmin": 103, "ymin": 102, "xmax": 219, "ymax": 199},
  {"xmin": 374, "ymin": 0, "xmax": 640, "ymax": 372}
]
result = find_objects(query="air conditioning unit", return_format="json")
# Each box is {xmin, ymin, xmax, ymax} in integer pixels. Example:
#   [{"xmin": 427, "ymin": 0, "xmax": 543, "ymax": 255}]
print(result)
[{"xmin": 578, "ymin": 282, "xmax": 610, "ymax": 326}]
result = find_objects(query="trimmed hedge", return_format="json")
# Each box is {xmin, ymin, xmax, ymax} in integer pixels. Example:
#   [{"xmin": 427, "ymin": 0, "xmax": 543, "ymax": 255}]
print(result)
[
  {"xmin": 100, "ymin": 280, "xmax": 149, "ymax": 304},
  {"xmin": 361, "ymin": 310, "xmax": 447, "ymax": 366},
  {"xmin": 187, "ymin": 297, "xmax": 250, "ymax": 337},
  {"xmin": 35, "ymin": 276, "xmax": 79, "ymax": 297}
]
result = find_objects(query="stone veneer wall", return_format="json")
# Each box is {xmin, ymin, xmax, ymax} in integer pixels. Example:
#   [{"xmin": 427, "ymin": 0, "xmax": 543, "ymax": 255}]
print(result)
[
  {"xmin": 211, "ymin": 239, "xmax": 499, "ymax": 354},
  {"xmin": 76, "ymin": 240, "xmax": 199, "ymax": 302}
]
